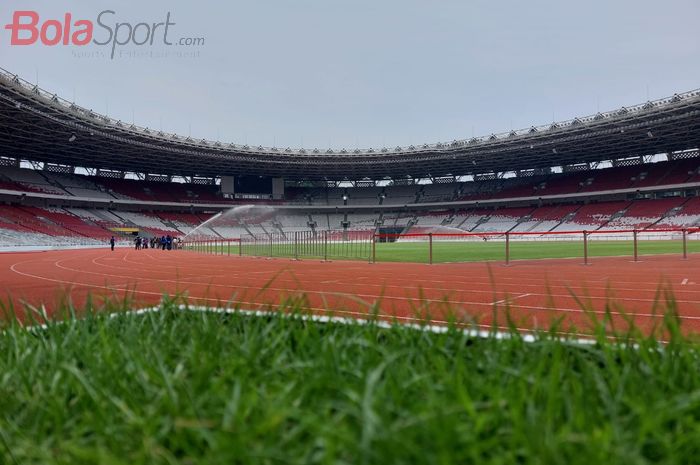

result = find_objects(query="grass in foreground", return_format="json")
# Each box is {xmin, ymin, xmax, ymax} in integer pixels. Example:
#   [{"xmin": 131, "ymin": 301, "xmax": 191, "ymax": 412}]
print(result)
[{"xmin": 1, "ymin": 297, "xmax": 700, "ymax": 464}]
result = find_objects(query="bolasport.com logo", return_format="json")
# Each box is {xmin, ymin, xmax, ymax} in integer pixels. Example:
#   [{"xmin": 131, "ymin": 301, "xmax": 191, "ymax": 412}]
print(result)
[{"xmin": 2, "ymin": 10, "xmax": 206, "ymax": 59}]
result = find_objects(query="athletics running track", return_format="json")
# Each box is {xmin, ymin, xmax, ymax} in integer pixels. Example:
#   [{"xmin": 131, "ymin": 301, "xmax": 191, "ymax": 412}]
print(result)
[{"xmin": 1, "ymin": 248, "xmax": 699, "ymax": 336}]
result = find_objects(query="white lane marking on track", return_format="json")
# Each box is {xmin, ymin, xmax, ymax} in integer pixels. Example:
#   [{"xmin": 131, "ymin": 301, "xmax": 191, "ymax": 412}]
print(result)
[
  {"xmin": 492, "ymin": 293, "xmax": 532, "ymax": 306},
  {"xmin": 85, "ymin": 249, "xmax": 699, "ymax": 290},
  {"xmin": 8, "ymin": 258, "xmax": 692, "ymax": 320},
  {"xmin": 141, "ymin": 256, "xmax": 700, "ymax": 292},
  {"xmin": 8, "ymin": 252, "xmax": 700, "ymax": 321},
  {"xmin": 26, "ymin": 253, "xmax": 700, "ymax": 309},
  {"xmin": 56, "ymin": 258, "xmax": 228, "ymax": 284},
  {"xmin": 682, "ymin": 279, "xmax": 689, "ymax": 285},
  {"xmin": 49, "ymin": 258, "xmax": 700, "ymax": 307},
  {"xmin": 90, "ymin": 253, "xmax": 278, "ymax": 276},
  {"xmin": 85, "ymin": 252, "xmax": 700, "ymax": 297}
]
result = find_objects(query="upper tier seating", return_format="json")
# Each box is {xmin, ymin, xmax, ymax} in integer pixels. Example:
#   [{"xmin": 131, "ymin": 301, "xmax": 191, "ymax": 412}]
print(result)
[{"xmin": 1, "ymin": 156, "xmax": 699, "ymax": 207}]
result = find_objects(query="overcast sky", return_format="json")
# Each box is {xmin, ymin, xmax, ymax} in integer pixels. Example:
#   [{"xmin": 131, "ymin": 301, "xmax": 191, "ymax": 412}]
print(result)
[{"xmin": 2, "ymin": 0, "xmax": 699, "ymax": 150}]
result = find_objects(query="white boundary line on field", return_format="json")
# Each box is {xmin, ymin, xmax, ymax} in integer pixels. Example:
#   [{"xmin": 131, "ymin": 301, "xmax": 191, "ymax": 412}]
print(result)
[
  {"xmin": 9, "ymin": 302, "xmax": 606, "ymax": 346},
  {"xmin": 137, "ymin": 304, "xmax": 604, "ymax": 345}
]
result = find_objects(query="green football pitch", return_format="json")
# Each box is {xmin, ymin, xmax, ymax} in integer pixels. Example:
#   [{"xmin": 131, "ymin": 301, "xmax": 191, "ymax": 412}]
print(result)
[
  {"xmin": 195, "ymin": 239, "xmax": 700, "ymax": 263},
  {"xmin": 374, "ymin": 239, "xmax": 699, "ymax": 263}
]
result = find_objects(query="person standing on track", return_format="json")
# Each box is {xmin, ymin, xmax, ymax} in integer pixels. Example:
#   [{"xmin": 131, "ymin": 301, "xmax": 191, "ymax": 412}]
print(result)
[{"xmin": 110, "ymin": 236, "xmax": 115, "ymax": 251}]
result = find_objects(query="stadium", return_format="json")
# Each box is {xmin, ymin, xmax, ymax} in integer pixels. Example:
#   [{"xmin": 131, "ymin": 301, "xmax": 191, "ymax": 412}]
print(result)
[
  {"xmin": 2, "ymin": 1, "xmax": 700, "ymax": 462},
  {"xmin": 1, "ymin": 66, "xmax": 699, "ymax": 327}
]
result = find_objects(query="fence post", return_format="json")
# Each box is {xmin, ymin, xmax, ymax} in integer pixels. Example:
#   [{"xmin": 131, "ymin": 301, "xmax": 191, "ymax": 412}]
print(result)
[
  {"xmin": 239, "ymin": 238, "xmax": 243, "ymax": 257},
  {"xmin": 372, "ymin": 233, "xmax": 377, "ymax": 264},
  {"xmin": 428, "ymin": 233, "xmax": 433, "ymax": 265},
  {"xmin": 269, "ymin": 234, "xmax": 273, "ymax": 258},
  {"xmin": 683, "ymin": 229, "xmax": 688, "ymax": 260},
  {"xmin": 633, "ymin": 230, "xmax": 639, "ymax": 262},
  {"xmin": 324, "ymin": 230, "xmax": 328, "ymax": 262},
  {"xmin": 294, "ymin": 231, "xmax": 299, "ymax": 260},
  {"xmin": 505, "ymin": 232, "xmax": 510, "ymax": 266},
  {"xmin": 583, "ymin": 231, "xmax": 589, "ymax": 265}
]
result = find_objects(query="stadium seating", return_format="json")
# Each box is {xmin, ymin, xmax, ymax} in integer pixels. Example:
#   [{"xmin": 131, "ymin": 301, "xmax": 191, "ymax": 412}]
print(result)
[
  {"xmin": 656, "ymin": 197, "xmax": 700, "ymax": 229},
  {"xmin": 470, "ymin": 207, "xmax": 535, "ymax": 233},
  {"xmin": 604, "ymin": 198, "xmax": 685, "ymax": 230},
  {"xmin": 552, "ymin": 201, "xmax": 632, "ymax": 232},
  {"xmin": 0, "ymin": 167, "xmax": 68, "ymax": 195},
  {"xmin": 96, "ymin": 178, "xmax": 223, "ymax": 203},
  {"xmin": 0, "ymin": 154, "xmax": 699, "ymax": 248},
  {"xmin": 2, "ymin": 157, "xmax": 699, "ymax": 209}
]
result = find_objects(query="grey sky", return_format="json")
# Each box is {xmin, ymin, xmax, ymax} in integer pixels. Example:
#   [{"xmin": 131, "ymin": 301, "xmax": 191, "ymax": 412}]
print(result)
[{"xmin": 2, "ymin": 0, "xmax": 699, "ymax": 150}]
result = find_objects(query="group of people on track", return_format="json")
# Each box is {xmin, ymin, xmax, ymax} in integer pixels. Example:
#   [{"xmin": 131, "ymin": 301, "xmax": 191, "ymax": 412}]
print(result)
[
  {"xmin": 134, "ymin": 235, "xmax": 179, "ymax": 251},
  {"xmin": 109, "ymin": 235, "xmax": 180, "ymax": 251}
]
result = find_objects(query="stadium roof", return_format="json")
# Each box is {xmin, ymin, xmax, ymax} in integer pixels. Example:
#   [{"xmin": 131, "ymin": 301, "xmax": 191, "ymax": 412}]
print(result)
[{"xmin": 1, "ymin": 67, "xmax": 699, "ymax": 181}]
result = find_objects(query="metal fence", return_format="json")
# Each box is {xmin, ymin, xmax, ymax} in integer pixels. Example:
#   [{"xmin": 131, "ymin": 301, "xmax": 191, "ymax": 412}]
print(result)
[
  {"xmin": 183, "ymin": 230, "xmax": 374, "ymax": 262},
  {"xmin": 373, "ymin": 227, "xmax": 700, "ymax": 264},
  {"xmin": 182, "ymin": 227, "xmax": 700, "ymax": 265}
]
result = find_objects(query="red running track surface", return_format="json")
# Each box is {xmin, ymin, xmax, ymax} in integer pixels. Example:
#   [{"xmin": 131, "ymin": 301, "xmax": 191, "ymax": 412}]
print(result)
[{"xmin": 1, "ymin": 248, "xmax": 699, "ymax": 335}]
